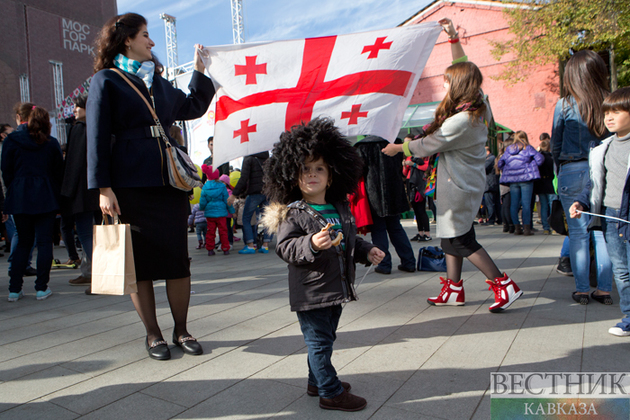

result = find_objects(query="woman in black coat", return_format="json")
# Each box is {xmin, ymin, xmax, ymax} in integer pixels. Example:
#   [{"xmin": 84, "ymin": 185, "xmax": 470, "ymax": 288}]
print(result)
[
  {"xmin": 2, "ymin": 104, "xmax": 63, "ymax": 301},
  {"xmin": 87, "ymin": 13, "xmax": 215, "ymax": 360}
]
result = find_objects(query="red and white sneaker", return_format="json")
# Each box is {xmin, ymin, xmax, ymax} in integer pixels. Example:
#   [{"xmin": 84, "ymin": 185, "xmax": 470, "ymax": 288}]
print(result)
[
  {"xmin": 427, "ymin": 278, "xmax": 465, "ymax": 306},
  {"xmin": 486, "ymin": 273, "xmax": 522, "ymax": 313}
]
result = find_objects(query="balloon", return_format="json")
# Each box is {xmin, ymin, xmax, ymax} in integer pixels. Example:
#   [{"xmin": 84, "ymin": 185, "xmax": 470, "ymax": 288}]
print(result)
[
  {"xmin": 189, "ymin": 164, "xmax": 203, "ymax": 205},
  {"xmin": 230, "ymin": 170, "xmax": 241, "ymax": 188}
]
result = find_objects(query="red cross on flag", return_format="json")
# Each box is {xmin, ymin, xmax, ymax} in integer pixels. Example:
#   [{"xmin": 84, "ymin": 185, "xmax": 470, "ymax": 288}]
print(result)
[{"xmin": 202, "ymin": 22, "xmax": 441, "ymax": 166}]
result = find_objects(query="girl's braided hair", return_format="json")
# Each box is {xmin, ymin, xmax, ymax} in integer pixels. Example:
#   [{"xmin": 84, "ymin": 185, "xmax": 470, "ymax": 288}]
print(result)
[{"xmin": 263, "ymin": 117, "xmax": 363, "ymax": 204}]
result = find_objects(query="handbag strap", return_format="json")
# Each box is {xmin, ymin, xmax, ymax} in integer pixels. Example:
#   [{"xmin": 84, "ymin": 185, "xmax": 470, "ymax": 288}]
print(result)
[{"xmin": 110, "ymin": 68, "xmax": 172, "ymax": 148}]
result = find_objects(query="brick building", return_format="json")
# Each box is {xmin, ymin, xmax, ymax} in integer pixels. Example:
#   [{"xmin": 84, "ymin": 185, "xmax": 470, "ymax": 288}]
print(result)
[
  {"xmin": 0, "ymin": 0, "xmax": 117, "ymax": 139},
  {"xmin": 401, "ymin": 0, "xmax": 559, "ymax": 148}
]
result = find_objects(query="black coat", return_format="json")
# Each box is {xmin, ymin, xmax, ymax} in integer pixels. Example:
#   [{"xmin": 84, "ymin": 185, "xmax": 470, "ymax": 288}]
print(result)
[
  {"xmin": 1, "ymin": 125, "xmax": 63, "ymax": 214},
  {"xmin": 275, "ymin": 200, "xmax": 374, "ymax": 311},
  {"xmin": 232, "ymin": 151, "xmax": 269, "ymax": 197},
  {"xmin": 61, "ymin": 121, "xmax": 99, "ymax": 214},
  {"xmin": 485, "ymin": 153, "xmax": 500, "ymax": 193},
  {"xmin": 87, "ymin": 69, "xmax": 215, "ymax": 189},
  {"xmin": 534, "ymin": 151, "xmax": 556, "ymax": 195},
  {"xmin": 355, "ymin": 136, "xmax": 409, "ymax": 217}
]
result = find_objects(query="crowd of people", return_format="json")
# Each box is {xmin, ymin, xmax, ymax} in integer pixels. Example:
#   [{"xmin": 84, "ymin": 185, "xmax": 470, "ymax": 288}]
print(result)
[{"xmin": 2, "ymin": 12, "xmax": 630, "ymax": 413}]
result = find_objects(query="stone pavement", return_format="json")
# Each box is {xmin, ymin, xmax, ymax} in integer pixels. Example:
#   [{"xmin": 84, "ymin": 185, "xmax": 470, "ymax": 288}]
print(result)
[{"xmin": 1, "ymin": 221, "xmax": 628, "ymax": 420}]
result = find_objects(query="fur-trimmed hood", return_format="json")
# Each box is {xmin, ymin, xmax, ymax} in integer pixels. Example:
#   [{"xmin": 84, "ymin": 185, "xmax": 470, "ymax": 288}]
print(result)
[{"xmin": 261, "ymin": 201, "xmax": 290, "ymax": 234}]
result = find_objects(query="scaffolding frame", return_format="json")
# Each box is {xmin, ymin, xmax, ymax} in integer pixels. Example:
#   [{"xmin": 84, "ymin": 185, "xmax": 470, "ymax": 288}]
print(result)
[
  {"xmin": 49, "ymin": 60, "xmax": 66, "ymax": 144},
  {"xmin": 161, "ymin": 13, "xmax": 179, "ymax": 80},
  {"xmin": 19, "ymin": 74, "xmax": 30, "ymax": 102},
  {"xmin": 231, "ymin": 0, "xmax": 244, "ymax": 44}
]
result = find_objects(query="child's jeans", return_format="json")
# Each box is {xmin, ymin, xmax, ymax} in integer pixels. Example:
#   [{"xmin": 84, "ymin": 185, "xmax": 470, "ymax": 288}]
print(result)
[
  {"xmin": 538, "ymin": 193, "xmax": 557, "ymax": 231},
  {"xmin": 296, "ymin": 305, "xmax": 344, "ymax": 399},
  {"xmin": 195, "ymin": 221, "xmax": 207, "ymax": 243},
  {"xmin": 206, "ymin": 217, "xmax": 229, "ymax": 252},
  {"xmin": 602, "ymin": 207, "xmax": 630, "ymax": 331}
]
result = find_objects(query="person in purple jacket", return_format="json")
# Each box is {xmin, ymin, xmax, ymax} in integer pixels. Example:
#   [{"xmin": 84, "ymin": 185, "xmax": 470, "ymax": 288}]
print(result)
[{"xmin": 497, "ymin": 131, "xmax": 544, "ymax": 235}]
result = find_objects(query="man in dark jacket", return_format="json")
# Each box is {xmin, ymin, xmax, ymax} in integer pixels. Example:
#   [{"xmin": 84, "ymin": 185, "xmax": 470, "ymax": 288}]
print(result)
[
  {"xmin": 232, "ymin": 151, "xmax": 273, "ymax": 253},
  {"xmin": 483, "ymin": 147, "xmax": 501, "ymax": 225},
  {"xmin": 202, "ymin": 136, "xmax": 229, "ymax": 181},
  {"xmin": 355, "ymin": 136, "xmax": 416, "ymax": 274},
  {"xmin": 61, "ymin": 93, "xmax": 102, "ymax": 287}
]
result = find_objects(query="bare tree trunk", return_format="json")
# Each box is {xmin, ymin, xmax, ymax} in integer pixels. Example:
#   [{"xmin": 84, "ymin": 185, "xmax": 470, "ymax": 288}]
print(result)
[{"xmin": 610, "ymin": 44, "xmax": 618, "ymax": 92}]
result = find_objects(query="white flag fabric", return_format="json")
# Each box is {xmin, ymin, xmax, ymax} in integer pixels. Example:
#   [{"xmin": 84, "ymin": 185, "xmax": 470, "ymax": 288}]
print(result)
[{"xmin": 203, "ymin": 22, "xmax": 442, "ymax": 166}]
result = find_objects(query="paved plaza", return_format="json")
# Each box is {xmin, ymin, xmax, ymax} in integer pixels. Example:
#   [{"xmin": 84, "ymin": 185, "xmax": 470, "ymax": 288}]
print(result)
[{"xmin": 1, "ymin": 220, "xmax": 628, "ymax": 419}]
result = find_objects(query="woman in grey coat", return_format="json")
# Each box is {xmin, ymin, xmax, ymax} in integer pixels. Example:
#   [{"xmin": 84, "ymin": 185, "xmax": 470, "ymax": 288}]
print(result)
[{"xmin": 383, "ymin": 60, "xmax": 522, "ymax": 313}]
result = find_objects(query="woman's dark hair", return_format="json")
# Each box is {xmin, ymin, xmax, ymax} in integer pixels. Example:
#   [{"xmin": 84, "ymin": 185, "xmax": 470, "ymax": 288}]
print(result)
[
  {"xmin": 539, "ymin": 139, "xmax": 551, "ymax": 152},
  {"xmin": 563, "ymin": 50, "xmax": 609, "ymax": 138},
  {"xmin": 93, "ymin": 13, "xmax": 163, "ymax": 74},
  {"xmin": 28, "ymin": 106, "xmax": 51, "ymax": 144},
  {"xmin": 74, "ymin": 92, "xmax": 88, "ymax": 109},
  {"xmin": 263, "ymin": 117, "xmax": 363, "ymax": 204},
  {"xmin": 539, "ymin": 132, "xmax": 550, "ymax": 141},
  {"xmin": 424, "ymin": 61, "xmax": 486, "ymax": 136},
  {"xmin": 13, "ymin": 102, "xmax": 35, "ymax": 123},
  {"xmin": 0, "ymin": 124, "xmax": 11, "ymax": 135},
  {"xmin": 169, "ymin": 125, "xmax": 185, "ymax": 146},
  {"xmin": 602, "ymin": 86, "xmax": 630, "ymax": 114}
]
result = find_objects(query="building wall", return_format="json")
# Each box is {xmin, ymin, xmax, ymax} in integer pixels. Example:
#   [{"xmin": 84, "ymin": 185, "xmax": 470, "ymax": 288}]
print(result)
[
  {"xmin": 0, "ymin": 0, "xmax": 117, "ymax": 128},
  {"xmin": 407, "ymin": 1, "xmax": 559, "ymax": 147}
]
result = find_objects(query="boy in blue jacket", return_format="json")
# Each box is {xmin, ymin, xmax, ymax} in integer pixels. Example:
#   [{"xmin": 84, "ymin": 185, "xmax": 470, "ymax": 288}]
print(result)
[
  {"xmin": 199, "ymin": 165, "xmax": 234, "ymax": 255},
  {"xmin": 570, "ymin": 87, "xmax": 630, "ymax": 336}
]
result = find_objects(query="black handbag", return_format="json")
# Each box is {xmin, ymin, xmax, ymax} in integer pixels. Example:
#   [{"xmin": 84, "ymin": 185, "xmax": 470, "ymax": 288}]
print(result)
[{"xmin": 548, "ymin": 199, "xmax": 568, "ymax": 236}]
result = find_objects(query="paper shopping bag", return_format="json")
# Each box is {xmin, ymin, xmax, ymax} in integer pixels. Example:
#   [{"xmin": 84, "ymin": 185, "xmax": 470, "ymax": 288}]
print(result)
[{"xmin": 91, "ymin": 218, "xmax": 137, "ymax": 295}]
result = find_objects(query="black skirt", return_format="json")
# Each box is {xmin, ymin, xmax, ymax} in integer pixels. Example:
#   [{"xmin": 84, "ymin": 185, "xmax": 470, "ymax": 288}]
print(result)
[
  {"xmin": 114, "ymin": 186, "xmax": 190, "ymax": 281},
  {"xmin": 440, "ymin": 225, "xmax": 483, "ymax": 258}
]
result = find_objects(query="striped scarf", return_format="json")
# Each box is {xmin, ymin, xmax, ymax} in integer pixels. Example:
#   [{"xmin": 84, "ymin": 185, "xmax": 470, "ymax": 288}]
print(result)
[{"xmin": 113, "ymin": 54, "xmax": 155, "ymax": 89}]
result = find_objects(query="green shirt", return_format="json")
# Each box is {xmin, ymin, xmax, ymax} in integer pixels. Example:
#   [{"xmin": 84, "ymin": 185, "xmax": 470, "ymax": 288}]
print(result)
[{"xmin": 310, "ymin": 203, "xmax": 345, "ymax": 250}]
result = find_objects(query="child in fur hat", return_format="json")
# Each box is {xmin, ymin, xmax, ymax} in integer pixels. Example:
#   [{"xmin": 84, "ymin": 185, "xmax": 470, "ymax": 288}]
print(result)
[
  {"xmin": 261, "ymin": 117, "xmax": 385, "ymax": 412},
  {"xmin": 199, "ymin": 165, "xmax": 234, "ymax": 255}
]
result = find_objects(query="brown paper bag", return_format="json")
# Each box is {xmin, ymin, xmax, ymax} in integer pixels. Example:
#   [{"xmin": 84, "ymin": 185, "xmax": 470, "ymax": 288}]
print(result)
[{"xmin": 91, "ymin": 218, "xmax": 137, "ymax": 295}]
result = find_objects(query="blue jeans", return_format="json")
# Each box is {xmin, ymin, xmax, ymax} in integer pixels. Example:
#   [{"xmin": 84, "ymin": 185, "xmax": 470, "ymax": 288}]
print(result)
[
  {"xmin": 561, "ymin": 236, "xmax": 570, "ymax": 258},
  {"xmin": 484, "ymin": 191, "xmax": 501, "ymax": 224},
  {"xmin": 241, "ymin": 194, "xmax": 273, "ymax": 245},
  {"xmin": 538, "ymin": 193, "xmax": 557, "ymax": 231},
  {"xmin": 195, "ymin": 221, "xmax": 207, "ymax": 242},
  {"xmin": 590, "ymin": 230, "xmax": 612, "ymax": 292},
  {"xmin": 510, "ymin": 181, "xmax": 534, "ymax": 226},
  {"xmin": 296, "ymin": 305, "xmax": 344, "ymax": 398},
  {"xmin": 370, "ymin": 214, "xmax": 416, "ymax": 271},
  {"xmin": 9, "ymin": 212, "xmax": 56, "ymax": 293},
  {"xmin": 602, "ymin": 207, "xmax": 630, "ymax": 330},
  {"xmin": 6, "ymin": 215, "xmax": 35, "ymax": 272},
  {"xmin": 558, "ymin": 161, "xmax": 592, "ymax": 292}
]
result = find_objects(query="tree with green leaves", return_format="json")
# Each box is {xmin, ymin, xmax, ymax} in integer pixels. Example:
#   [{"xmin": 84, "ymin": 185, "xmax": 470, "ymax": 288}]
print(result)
[{"xmin": 490, "ymin": 0, "xmax": 630, "ymax": 89}]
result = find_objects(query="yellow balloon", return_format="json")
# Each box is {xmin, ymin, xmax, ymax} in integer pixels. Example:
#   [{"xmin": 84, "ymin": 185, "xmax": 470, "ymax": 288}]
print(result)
[
  {"xmin": 189, "ymin": 164, "xmax": 203, "ymax": 204},
  {"xmin": 230, "ymin": 171, "xmax": 241, "ymax": 188}
]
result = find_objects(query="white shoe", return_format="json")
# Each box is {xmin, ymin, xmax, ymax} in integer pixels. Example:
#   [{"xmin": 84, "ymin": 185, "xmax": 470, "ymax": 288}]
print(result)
[{"xmin": 608, "ymin": 327, "xmax": 630, "ymax": 337}]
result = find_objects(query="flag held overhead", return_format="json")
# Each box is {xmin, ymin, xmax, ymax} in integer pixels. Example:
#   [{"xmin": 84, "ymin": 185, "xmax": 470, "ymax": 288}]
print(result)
[{"xmin": 204, "ymin": 22, "xmax": 442, "ymax": 166}]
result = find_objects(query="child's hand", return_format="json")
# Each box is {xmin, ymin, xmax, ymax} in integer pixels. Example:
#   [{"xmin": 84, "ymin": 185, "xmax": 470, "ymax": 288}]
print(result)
[
  {"xmin": 382, "ymin": 143, "xmax": 403, "ymax": 156},
  {"xmin": 368, "ymin": 247, "xmax": 385, "ymax": 265},
  {"xmin": 569, "ymin": 202, "xmax": 583, "ymax": 219},
  {"xmin": 311, "ymin": 230, "xmax": 332, "ymax": 251}
]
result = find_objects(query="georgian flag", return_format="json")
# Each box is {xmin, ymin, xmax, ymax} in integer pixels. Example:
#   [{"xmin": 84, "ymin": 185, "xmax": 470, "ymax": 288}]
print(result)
[{"xmin": 202, "ymin": 21, "xmax": 441, "ymax": 166}]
